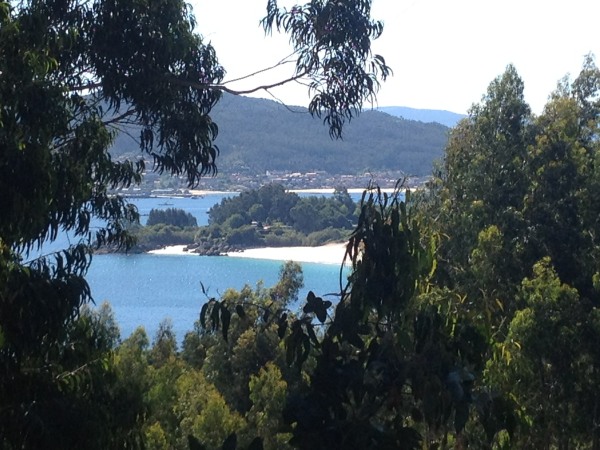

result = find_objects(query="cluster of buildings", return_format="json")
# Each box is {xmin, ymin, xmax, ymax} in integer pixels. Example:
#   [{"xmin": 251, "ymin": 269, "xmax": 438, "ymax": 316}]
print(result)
[{"xmin": 115, "ymin": 167, "xmax": 429, "ymax": 197}]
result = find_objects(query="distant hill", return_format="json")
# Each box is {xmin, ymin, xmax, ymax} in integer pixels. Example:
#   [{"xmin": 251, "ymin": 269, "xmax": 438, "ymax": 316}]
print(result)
[
  {"xmin": 110, "ymin": 94, "xmax": 451, "ymax": 176},
  {"xmin": 377, "ymin": 106, "xmax": 465, "ymax": 128}
]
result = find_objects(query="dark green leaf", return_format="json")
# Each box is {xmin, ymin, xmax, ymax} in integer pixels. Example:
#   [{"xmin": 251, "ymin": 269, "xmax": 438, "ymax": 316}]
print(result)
[
  {"xmin": 210, "ymin": 301, "xmax": 220, "ymax": 331},
  {"xmin": 200, "ymin": 302, "xmax": 209, "ymax": 329},
  {"xmin": 306, "ymin": 323, "xmax": 319, "ymax": 346},
  {"xmin": 285, "ymin": 334, "xmax": 296, "ymax": 366},
  {"xmin": 221, "ymin": 305, "xmax": 231, "ymax": 342},
  {"xmin": 188, "ymin": 434, "xmax": 207, "ymax": 450},
  {"xmin": 235, "ymin": 304, "xmax": 246, "ymax": 319},
  {"xmin": 222, "ymin": 433, "xmax": 237, "ymax": 450},
  {"xmin": 278, "ymin": 320, "xmax": 288, "ymax": 339},
  {"xmin": 347, "ymin": 333, "xmax": 364, "ymax": 349},
  {"xmin": 315, "ymin": 306, "xmax": 327, "ymax": 323},
  {"xmin": 247, "ymin": 437, "xmax": 264, "ymax": 450}
]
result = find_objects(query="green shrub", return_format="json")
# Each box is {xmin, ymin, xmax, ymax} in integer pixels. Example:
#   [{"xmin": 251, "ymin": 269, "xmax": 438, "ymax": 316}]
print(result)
[
  {"xmin": 305, "ymin": 227, "xmax": 347, "ymax": 246},
  {"xmin": 147, "ymin": 208, "xmax": 197, "ymax": 227}
]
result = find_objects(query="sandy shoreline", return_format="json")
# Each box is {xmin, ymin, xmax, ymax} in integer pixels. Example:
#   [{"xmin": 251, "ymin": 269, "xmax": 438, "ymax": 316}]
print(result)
[
  {"xmin": 226, "ymin": 243, "xmax": 349, "ymax": 265},
  {"xmin": 148, "ymin": 243, "xmax": 350, "ymax": 265},
  {"xmin": 148, "ymin": 245, "xmax": 194, "ymax": 255},
  {"xmin": 188, "ymin": 189, "xmax": 238, "ymax": 196}
]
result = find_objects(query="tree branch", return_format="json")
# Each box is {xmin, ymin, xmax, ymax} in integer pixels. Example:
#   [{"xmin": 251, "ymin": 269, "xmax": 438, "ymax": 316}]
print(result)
[
  {"xmin": 169, "ymin": 70, "xmax": 309, "ymax": 96},
  {"xmin": 221, "ymin": 52, "xmax": 299, "ymax": 86}
]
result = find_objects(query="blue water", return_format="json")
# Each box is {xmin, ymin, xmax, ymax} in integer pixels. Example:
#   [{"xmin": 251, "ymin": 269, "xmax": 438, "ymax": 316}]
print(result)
[
  {"xmin": 93, "ymin": 192, "xmax": 352, "ymax": 342},
  {"xmin": 88, "ymin": 253, "xmax": 347, "ymax": 343},
  {"xmin": 132, "ymin": 193, "xmax": 233, "ymax": 226},
  {"xmin": 28, "ymin": 192, "xmax": 359, "ymax": 343}
]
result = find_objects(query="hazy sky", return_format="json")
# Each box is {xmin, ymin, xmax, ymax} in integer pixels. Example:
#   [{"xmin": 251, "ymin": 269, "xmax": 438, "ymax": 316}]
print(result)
[{"xmin": 192, "ymin": 0, "xmax": 600, "ymax": 115}]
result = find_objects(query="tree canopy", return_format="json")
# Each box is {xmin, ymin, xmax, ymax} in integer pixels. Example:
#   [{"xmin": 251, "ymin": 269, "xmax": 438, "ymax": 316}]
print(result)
[
  {"xmin": 0, "ymin": 0, "xmax": 390, "ymax": 447},
  {"xmin": 198, "ymin": 59, "xmax": 600, "ymax": 448},
  {"xmin": 417, "ymin": 55, "xmax": 600, "ymax": 448},
  {"xmin": 147, "ymin": 208, "xmax": 198, "ymax": 228},
  {"xmin": 5, "ymin": 0, "xmax": 600, "ymax": 447}
]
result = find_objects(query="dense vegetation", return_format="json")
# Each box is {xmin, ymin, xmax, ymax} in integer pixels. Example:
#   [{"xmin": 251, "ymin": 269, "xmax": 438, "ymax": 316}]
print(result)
[
  {"xmin": 94, "ymin": 58, "xmax": 600, "ymax": 449},
  {"xmin": 3, "ymin": 0, "xmax": 600, "ymax": 447},
  {"xmin": 127, "ymin": 208, "xmax": 200, "ymax": 251},
  {"xmin": 0, "ymin": 0, "xmax": 390, "ymax": 447},
  {"xmin": 132, "ymin": 185, "xmax": 358, "ymax": 253},
  {"xmin": 111, "ymin": 93, "xmax": 450, "ymax": 176},
  {"xmin": 147, "ymin": 208, "xmax": 198, "ymax": 228},
  {"xmin": 205, "ymin": 183, "xmax": 356, "ymax": 242}
]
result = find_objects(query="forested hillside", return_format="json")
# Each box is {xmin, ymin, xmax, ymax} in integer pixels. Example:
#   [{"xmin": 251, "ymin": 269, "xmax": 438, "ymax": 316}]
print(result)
[
  {"xmin": 377, "ymin": 105, "xmax": 466, "ymax": 127},
  {"xmin": 111, "ymin": 94, "xmax": 450, "ymax": 176}
]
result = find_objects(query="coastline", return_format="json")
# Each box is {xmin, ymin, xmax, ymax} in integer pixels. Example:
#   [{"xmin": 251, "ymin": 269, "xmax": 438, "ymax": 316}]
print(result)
[
  {"xmin": 188, "ymin": 189, "xmax": 238, "ymax": 196},
  {"xmin": 124, "ymin": 187, "xmax": 406, "ymax": 200},
  {"xmin": 148, "ymin": 242, "xmax": 350, "ymax": 265},
  {"xmin": 226, "ymin": 243, "xmax": 349, "ymax": 265}
]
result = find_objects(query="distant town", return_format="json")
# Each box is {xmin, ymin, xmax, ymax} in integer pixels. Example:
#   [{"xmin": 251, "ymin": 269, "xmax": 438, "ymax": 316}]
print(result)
[{"xmin": 115, "ymin": 165, "xmax": 431, "ymax": 197}]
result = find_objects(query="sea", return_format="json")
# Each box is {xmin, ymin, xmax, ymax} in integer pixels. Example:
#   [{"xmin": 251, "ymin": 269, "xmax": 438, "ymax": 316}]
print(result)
[{"xmin": 34, "ymin": 193, "xmax": 351, "ymax": 344}]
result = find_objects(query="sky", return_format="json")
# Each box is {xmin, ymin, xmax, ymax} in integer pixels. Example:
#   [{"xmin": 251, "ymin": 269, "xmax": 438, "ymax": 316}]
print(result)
[{"xmin": 192, "ymin": 0, "xmax": 600, "ymax": 115}]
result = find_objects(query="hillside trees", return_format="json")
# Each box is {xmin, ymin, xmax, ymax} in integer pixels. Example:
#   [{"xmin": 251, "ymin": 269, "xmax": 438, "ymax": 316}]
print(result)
[
  {"xmin": 437, "ymin": 65, "xmax": 533, "ymax": 299},
  {"xmin": 0, "ymin": 0, "xmax": 390, "ymax": 446},
  {"xmin": 208, "ymin": 183, "xmax": 357, "ymax": 233},
  {"xmin": 201, "ymin": 186, "xmax": 502, "ymax": 448},
  {"xmin": 147, "ymin": 208, "xmax": 198, "ymax": 228},
  {"xmin": 423, "ymin": 57, "xmax": 600, "ymax": 448},
  {"xmin": 139, "ymin": 262, "xmax": 307, "ymax": 449},
  {"xmin": 205, "ymin": 94, "xmax": 449, "ymax": 176}
]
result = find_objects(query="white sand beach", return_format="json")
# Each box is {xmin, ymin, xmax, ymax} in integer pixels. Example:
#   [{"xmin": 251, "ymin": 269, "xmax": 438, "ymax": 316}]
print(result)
[
  {"xmin": 188, "ymin": 189, "xmax": 238, "ymax": 196},
  {"xmin": 148, "ymin": 245, "xmax": 195, "ymax": 255},
  {"xmin": 226, "ymin": 243, "xmax": 349, "ymax": 265},
  {"xmin": 148, "ymin": 243, "xmax": 350, "ymax": 265}
]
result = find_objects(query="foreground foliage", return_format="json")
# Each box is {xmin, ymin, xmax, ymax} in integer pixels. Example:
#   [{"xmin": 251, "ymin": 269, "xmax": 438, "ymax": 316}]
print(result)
[
  {"xmin": 3, "ymin": 0, "xmax": 600, "ymax": 446},
  {"xmin": 421, "ymin": 56, "xmax": 600, "ymax": 449},
  {"xmin": 186, "ymin": 58, "xmax": 600, "ymax": 449},
  {"xmin": 0, "ymin": 0, "xmax": 389, "ymax": 447}
]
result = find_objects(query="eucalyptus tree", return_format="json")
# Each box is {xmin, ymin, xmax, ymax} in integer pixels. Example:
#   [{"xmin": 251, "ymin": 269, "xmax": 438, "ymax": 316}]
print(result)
[
  {"xmin": 0, "ymin": 0, "xmax": 390, "ymax": 447},
  {"xmin": 487, "ymin": 57, "xmax": 600, "ymax": 449},
  {"xmin": 424, "ymin": 57, "xmax": 600, "ymax": 448},
  {"xmin": 437, "ymin": 65, "xmax": 533, "ymax": 295}
]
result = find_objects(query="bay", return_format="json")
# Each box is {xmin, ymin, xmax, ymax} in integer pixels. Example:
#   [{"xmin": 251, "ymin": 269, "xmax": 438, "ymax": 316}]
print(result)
[
  {"xmin": 88, "ymin": 192, "xmax": 352, "ymax": 343},
  {"xmin": 31, "ymin": 191, "xmax": 364, "ymax": 343},
  {"xmin": 88, "ymin": 252, "xmax": 346, "ymax": 343},
  {"xmin": 132, "ymin": 193, "xmax": 233, "ymax": 226}
]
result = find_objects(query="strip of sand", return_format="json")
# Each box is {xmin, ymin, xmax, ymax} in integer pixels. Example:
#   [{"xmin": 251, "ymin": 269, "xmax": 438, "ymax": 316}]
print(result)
[
  {"xmin": 188, "ymin": 189, "xmax": 238, "ymax": 196},
  {"xmin": 148, "ymin": 243, "xmax": 350, "ymax": 265},
  {"xmin": 148, "ymin": 245, "xmax": 194, "ymax": 255},
  {"xmin": 226, "ymin": 243, "xmax": 349, "ymax": 265}
]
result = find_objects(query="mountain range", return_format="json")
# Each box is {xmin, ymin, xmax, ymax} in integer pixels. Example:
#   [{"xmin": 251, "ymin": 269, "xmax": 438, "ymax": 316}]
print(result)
[
  {"xmin": 112, "ymin": 94, "xmax": 462, "ymax": 176},
  {"xmin": 377, "ymin": 106, "xmax": 465, "ymax": 128}
]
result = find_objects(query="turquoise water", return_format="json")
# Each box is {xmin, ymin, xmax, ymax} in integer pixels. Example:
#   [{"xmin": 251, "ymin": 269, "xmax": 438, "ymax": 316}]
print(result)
[
  {"xmin": 88, "ymin": 253, "xmax": 347, "ymax": 343},
  {"xmin": 132, "ymin": 193, "xmax": 232, "ymax": 226},
  {"xmin": 30, "ymin": 192, "xmax": 360, "ymax": 343}
]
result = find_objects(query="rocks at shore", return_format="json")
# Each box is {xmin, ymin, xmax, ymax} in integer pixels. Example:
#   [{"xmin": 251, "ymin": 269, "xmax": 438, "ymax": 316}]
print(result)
[{"xmin": 184, "ymin": 241, "xmax": 241, "ymax": 256}]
